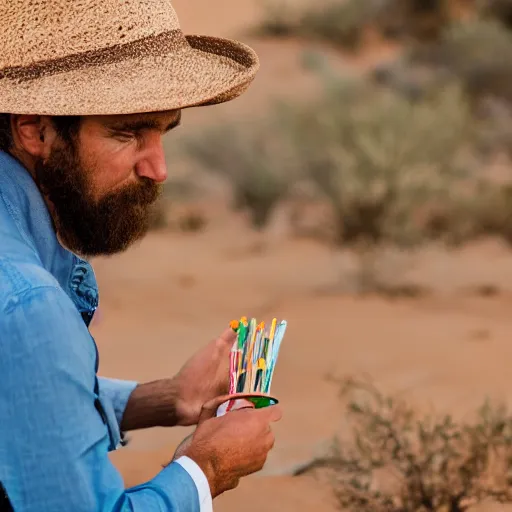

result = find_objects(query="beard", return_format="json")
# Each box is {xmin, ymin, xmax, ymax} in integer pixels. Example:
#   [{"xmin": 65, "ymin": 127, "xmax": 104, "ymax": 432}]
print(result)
[{"xmin": 34, "ymin": 139, "xmax": 162, "ymax": 257}]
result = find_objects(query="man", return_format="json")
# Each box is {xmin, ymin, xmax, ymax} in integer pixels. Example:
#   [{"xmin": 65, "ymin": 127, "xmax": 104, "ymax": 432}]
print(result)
[{"xmin": 0, "ymin": 1, "xmax": 282, "ymax": 511}]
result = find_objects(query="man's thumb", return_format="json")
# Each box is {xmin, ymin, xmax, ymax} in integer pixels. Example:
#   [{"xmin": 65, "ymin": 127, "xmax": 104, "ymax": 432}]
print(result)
[
  {"xmin": 257, "ymin": 404, "xmax": 283, "ymax": 422},
  {"xmin": 216, "ymin": 328, "xmax": 237, "ymax": 350}
]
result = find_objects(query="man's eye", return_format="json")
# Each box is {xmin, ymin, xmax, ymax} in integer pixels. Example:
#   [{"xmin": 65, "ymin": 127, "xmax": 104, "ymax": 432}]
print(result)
[{"xmin": 113, "ymin": 131, "xmax": 136, "ymax": 142}]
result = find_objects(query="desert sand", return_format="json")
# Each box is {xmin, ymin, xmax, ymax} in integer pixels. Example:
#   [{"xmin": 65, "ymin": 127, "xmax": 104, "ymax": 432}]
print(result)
[{"xmin": 89, "ymin": 1, "xmax": 512, "ymax": 510}]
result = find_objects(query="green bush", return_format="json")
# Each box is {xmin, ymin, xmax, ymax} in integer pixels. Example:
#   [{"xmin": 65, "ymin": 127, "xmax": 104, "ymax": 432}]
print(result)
[
  {"xmin": 274, "ymin": 77, "xmax": 472, "ymax": 293},
  {"xmin": 284, "ymin": 79, "xmax": 470, "ymax": 232},
  {"xmin": 183, "ymin": 74, "xmax": 477, "ymax": 292},
  {"xmin": 256, "ymin": 0, "xmax": 451, "ymax": 49},
  {"xmin": 295, "ymin": 378, "xmax": 512, "ymax": 511},
  {"xmin": 409, "ymin": 19, "xmax": 512, "ymax": 104},
  {"xmin": 375, "ymin": 0, "xmax": 450, "ymax": 41},
  {"xmin": 299, "ymin": 0, "xmax": 376, "ymax": 49},
  {"xmin": 183, "ymin": 67, "xmax": 512, "ymax": 292},
  {"xmin": 183, "ymin": 120, "xmax": 294, "ymax": 230},
  {"xmin": 254, "ymin": 0, "xmax": 298, "ymax": 37},
  {"xmin": 256, "ymin": 0, "xmax": 376, "ymax": 49},
  {"xmin": 449, "ymin": 182, "xmax": 512, "ymax": 246}
]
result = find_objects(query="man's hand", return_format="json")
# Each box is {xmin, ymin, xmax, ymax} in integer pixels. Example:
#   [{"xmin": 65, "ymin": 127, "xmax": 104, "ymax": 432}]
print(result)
[
  {"xmin": 182, "ymin": 404, "xmax": 282, "ymax": 498},
  {"xmin": 121, "ymin": 328, "xmax": 236, "ymax": 431},
  {"xmin": 173, "ymin": 328, "xmax": 236, "ymax": 426}
]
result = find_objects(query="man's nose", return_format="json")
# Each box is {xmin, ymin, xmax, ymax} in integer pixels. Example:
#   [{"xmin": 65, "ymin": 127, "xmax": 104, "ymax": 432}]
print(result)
[{"xmin": 135, "ymin": 134, "xmax": 168, "ymax": 183}]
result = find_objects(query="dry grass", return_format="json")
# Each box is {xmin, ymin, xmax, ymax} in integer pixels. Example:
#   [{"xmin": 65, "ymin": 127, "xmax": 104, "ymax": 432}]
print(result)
[{"xmin": 295, "ymin": 377, "xmax": 512, "ymax": 511}]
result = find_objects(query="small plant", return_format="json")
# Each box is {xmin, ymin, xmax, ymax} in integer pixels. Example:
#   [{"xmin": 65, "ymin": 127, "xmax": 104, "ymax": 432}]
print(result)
[
  {"xmin": 184, "ymin": 121, "xmax": 294, "ymax": 230},
  {"xmin": 295, "ymin": 377, "xmax": 512, "ymax": 511}
]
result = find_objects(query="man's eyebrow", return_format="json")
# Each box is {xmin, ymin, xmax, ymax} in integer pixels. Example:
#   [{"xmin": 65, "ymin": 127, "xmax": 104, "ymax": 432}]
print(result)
[{"xmin": 108, "ymin": 112, "xmax": 181, "ymax": 133}]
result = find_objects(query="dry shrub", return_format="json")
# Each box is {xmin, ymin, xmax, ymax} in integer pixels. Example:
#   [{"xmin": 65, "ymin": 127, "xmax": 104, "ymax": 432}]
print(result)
[
  {"xmin": 410, "ymin": 19, "xmax": 512, "ymax": 105},
  {"xmin": 299, "ymin": 0, "xmax": 376, "ymax": 49},
  {"xmin": 256, "ymin": 0, "xmax": 452, "ymax": 49},
  {"xmin": 376, "ymin": 19, "xmax": 512, "ymax": 154},
  {"xmin": 254, "ymin": 0, "xmax": 298, "ymax": 37},
  {"xmin": 280, "ymin": 78, "xmax": 472, "ymax": 292},
  {"xmin": 182, "ymin": 67, "xmax": 512, "ymax": 293},
  {"xmin": 255, "ymin": 0, "xmax": 375, "ymax": 49},
  {"xmin": 376, "ymin": 0, "xmax": 451, "ymax": 42},
  {"xmin": 183, "ymin": 120, "xmax": 294, "ymax": 230},
  {"xmin": 448, "ymin": 182, "xmax": 512, "ymax": 245},
  {"xmin": 296, "ymin": 378, "xmax": 512, "ymax": 511}
]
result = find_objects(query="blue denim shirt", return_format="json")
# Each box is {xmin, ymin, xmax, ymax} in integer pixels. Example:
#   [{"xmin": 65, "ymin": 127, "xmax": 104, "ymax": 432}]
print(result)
[{"xmin": 0, "ymin": 151, "xmax": 200, "ymax": 511}]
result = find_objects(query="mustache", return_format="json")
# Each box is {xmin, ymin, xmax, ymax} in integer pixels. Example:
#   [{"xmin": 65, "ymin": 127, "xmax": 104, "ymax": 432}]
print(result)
[{"xmin": 100, "ymin": 177, "xmax": 162, "ymax": 207}]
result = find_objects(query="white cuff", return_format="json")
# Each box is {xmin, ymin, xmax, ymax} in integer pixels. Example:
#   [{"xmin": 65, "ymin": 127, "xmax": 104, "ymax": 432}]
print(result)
[{"xmin": 175, "ymin": 456, "xmax": 213, "ymax": 512}]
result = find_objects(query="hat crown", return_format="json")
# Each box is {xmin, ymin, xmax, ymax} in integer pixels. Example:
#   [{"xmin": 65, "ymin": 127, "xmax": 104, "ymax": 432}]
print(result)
[{"xmin": 1, "ymin": 0, "xmax": 182, "ymax": 69}]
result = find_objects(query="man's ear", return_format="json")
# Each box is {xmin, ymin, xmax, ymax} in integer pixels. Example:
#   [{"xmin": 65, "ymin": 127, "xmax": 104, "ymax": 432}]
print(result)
[{"xmin": 10, "ymin": 115, "xmax": 57, "ymax": 159}]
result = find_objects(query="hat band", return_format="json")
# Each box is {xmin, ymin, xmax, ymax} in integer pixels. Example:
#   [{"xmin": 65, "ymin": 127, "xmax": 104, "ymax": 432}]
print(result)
[{"xmin": 0, "ymin": 29, "xmax": 187, "ymax": 83}]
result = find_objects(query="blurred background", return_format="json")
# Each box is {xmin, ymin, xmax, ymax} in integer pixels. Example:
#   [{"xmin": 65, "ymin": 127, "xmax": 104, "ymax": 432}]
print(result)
[{"xmin": 91, "ymin": 0, "xmax": 512, "ymax": 510}]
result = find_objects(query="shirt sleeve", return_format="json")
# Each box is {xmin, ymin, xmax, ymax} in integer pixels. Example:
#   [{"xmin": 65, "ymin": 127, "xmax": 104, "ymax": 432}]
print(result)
[
  {"xmin": 0, "ymin": 286, "xmax": 201, "ymax": 512},
  {"xmin": 97, "ymin": 377, "xmax": 138, "ymax": 428},
  {"xmin": 175, "ymin": 457, "xmax": 213, "ymax": 512}
]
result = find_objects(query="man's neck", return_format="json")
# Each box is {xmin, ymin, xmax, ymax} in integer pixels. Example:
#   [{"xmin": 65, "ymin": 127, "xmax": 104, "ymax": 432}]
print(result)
[{"xmin": 7, "ymin": 147, "xmax": 37, "ymax": 181}]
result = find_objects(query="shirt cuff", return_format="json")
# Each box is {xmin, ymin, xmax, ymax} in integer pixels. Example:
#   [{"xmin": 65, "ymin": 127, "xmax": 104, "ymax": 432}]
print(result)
[
  {"xmin": 175, "ymin": 456, "xmax": 213, "ymax": 512},
  {"xmin": 97, "ymin": 377, "xmax": 138, "ymax": 427}
]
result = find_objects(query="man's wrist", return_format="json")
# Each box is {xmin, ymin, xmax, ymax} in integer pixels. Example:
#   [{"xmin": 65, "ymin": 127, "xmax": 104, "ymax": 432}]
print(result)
[
  {"xmin": 181, "ymin": 446, "xmax": 217, "ymax": 499},
  {"xmin": 120, "ymin": 378, "xmax": 179, "ymax": 431}
]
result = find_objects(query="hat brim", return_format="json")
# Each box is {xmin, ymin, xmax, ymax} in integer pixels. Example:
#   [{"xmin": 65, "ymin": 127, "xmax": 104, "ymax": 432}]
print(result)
[{"xmin": 0, "ymin": 35, "xmax": 259, "ymax": 116}]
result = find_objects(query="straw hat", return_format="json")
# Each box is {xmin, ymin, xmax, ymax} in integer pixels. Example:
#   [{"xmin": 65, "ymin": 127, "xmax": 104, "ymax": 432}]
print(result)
[{"xmin": 0, "ymin": 0, "xmax": 260, "ymax": 116}]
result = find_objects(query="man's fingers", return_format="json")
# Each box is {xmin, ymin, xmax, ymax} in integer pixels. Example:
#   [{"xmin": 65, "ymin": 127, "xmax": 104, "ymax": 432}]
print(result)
[
  {"xmin": 215, "ymin": 328, "xmax": 237, "ymax": 350},
  {"xmin": 199, "ymin": 394, "xmax": 234, "ymax": 423}
]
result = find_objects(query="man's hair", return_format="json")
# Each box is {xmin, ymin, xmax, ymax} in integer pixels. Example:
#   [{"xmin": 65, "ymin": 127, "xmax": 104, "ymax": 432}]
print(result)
[{"xmin": 0, "ymin": 113, "xmax": 82, "ymax": 153}]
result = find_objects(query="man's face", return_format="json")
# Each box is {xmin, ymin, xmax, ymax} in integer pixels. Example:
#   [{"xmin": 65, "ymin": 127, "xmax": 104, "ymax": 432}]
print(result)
[{"xmin": 35, "ymin": 110, "xmax": 181, "ymax": 257}]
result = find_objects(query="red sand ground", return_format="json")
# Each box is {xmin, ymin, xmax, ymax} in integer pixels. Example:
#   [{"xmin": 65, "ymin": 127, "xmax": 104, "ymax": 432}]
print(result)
[{"xmin": 93, "ymin": 219, "xmax": 512, "ymax": 511}]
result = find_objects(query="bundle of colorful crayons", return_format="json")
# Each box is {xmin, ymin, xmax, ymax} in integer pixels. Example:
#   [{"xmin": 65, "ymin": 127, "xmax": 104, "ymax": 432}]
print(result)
[{"xmin": 229, "ymin": 317, "xmax": 287, "ymax": 396}]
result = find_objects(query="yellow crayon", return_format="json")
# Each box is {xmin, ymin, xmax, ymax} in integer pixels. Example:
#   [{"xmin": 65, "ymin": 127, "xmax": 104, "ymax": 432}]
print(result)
[
  {"xmin": 269, "ymin": 318, "xmax": 277, "ymax": 341},
  {"xmin": 266, "ymin": 318, "xmax": 277, "ymax": 362}
]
